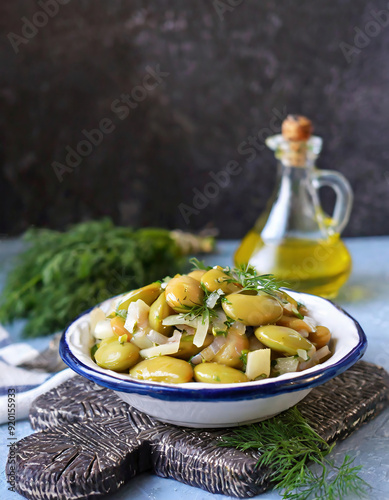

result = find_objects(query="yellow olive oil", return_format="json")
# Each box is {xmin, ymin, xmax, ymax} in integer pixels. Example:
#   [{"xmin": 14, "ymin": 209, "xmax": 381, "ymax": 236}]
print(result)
[{"xmin": 234, "ymin": 231, "xmax": 351, "ymax": 298}]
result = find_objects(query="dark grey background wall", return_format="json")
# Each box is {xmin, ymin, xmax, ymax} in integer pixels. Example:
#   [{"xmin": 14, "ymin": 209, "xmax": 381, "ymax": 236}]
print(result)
[{"xmin": 1, "ymin": 0, "xmax": 389, "ymax": 237}]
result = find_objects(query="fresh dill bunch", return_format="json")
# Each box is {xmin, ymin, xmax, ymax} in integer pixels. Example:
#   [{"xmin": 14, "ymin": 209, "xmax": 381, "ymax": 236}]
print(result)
[
  {"xmin": 219, "ymin": 406, "xmax": 370, "ymax": 500},
  {"xmin": 0, "ymin": 220, "xmax": 185, "ymax": 337}
]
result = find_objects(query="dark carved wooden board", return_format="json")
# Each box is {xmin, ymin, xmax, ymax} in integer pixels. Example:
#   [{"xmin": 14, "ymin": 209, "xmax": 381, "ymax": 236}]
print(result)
[{"xmin": 7, "ymin": 361, "xmax": 389, "ymax": 500}]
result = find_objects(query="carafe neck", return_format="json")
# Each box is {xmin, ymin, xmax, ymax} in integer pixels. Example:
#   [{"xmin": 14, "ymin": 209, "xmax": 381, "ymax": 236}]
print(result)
[
  {"xmin": 259, "ymin": 134, "xmax": 327, "ymax": 241},
  {"xmin": 266, "ymin": 134, "xmax": 323, "ymax": 169}
]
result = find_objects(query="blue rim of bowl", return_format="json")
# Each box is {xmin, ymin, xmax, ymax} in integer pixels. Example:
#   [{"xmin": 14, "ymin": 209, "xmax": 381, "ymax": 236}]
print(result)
[{"xmin": 59, "ymin": 293, "xmax": 367, "ymax": 402}]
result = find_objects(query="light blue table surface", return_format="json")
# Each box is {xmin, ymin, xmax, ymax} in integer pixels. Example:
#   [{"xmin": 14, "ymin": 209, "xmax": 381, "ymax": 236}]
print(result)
[{"xmin": 1, "ymin": 237, "xmax": 388, "ymax": 500}]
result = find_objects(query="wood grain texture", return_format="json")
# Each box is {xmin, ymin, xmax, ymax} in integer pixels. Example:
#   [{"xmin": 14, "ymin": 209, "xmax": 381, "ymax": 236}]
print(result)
[{"xmin": 7, "ymin": 361, "xmax": 389, "ymax": 499}]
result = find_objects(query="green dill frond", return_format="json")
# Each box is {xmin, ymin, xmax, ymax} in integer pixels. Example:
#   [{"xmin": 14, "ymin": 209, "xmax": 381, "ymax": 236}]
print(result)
[
  {"xmin": 239, "ymin": 350, "xmax": 249, "ymax": 371},
  {"xmin": 222, "ymin": 264, "xmax": 289, "ymax": 297},
  {"xmin": 114, "ymin": 309, "xmax": 128, "ymax": 320},
  {"xmin": 189, "ymin": 257, "xmax": 212, "ymax": 271},
  {"xmin": 219, "ymin": 407, "xmax": 370, "ymax": 500}
]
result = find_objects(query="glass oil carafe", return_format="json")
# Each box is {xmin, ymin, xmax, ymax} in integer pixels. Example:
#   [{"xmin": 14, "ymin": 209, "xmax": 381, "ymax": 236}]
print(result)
[{"xmin": 234, "ymin": 115, "xmax": 353, "ymax": 298}]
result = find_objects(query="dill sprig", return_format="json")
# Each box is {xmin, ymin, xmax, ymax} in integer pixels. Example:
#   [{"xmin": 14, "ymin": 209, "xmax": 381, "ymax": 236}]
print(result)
[
  {"xmin": 219, "ymin": 407, "xmax": 370, "ymax": 500},
  {"xmin": 223, "ymin": 263, "xmax": 289, "ymax": 297},
  {"xmin": 189, "ymin": 259, "xmax": 288, "ymax": 299},
  {"xmin": 189, "ymin": 257, "xmax": 212, "ymax": 271},
  {"xmin": 182, "ymin": 283, "xmax": 219, "ymax": 324}
]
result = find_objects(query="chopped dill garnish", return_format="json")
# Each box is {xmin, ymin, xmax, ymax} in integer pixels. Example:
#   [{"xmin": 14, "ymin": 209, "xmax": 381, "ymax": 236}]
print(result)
[
  {"xmin": 239, "ymin": 349, "xmax": 249, "ymax": 371},
  {"xmin": 219, "ymin": 407, "xmax": 370, "ymax": 500},
  {"xmin": 114, "ymin": 309, "xmax": 128, "ymax": 320},
  {"xmin": 182, "ymin": 298, "xmax": 218, "ymax": 324},
  {"xmin": 182, "ymin": 282, "xmax": 220, "ymax": 324},
  {"xmin": 224, "ymin": 317, "xmax": 235, "ymax": 329}
]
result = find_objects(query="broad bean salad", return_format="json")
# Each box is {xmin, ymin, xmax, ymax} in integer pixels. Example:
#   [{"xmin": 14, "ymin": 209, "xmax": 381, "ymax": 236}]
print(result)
[{"xmin": 89, "ymin": 260, "xmax": 332, "ymax": 384}]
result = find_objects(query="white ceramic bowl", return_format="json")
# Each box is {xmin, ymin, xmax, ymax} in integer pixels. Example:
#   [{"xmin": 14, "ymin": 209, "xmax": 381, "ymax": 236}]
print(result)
[{"xmin": 60, "ymin": 290, "xmax": 367, "ymax": 428}]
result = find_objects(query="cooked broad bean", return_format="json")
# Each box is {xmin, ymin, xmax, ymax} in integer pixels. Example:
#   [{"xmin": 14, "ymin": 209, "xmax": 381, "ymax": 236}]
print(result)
[
  {"xmin": 188, "ymin": 269, "xmax": 207, "ymax": 281},
  {"xmin": 165, "ymin": 275, "xmax": 204, "ymax": 312},
  {"xmin": 200, "ymin": 268, "xmax": 240, "ymax": 294},
  {"xmin": 309, "ymin": 325, "xmax": 331, "ymax": 348},
  {"xmin": 96, "ymin": 336, "xmax": 116, "ymax": 348},
  {"xmin": 91, "ymin": 262, "xmax": 333, "ymax": 384},
  {"xmin": 171, "ymin": 334, "xmax": 213, "ymax": 360},
  {"xmin": 148, "ymin": 291, "xmax": 174, "ymax": 335},
  {"xmin": 213, "ymin": 330, "xmax": 250, "ymax": 369},
  {"xmin": 95, "ymin": 340, "xmax": 140, "ymax": 371},
  {"xmin": 117, "ymin": 282, "xmax": 162, "ymax": 311},
  {"xmin": 222, "ymin": 291, "xmax": 283, "ymax": 326},
  {"xmin": 276, "ymin": 315, "xmax": 313, "ymax": 333},
  {"xmin": 110, "ymin": 316, "xmax": 132, "ymax": 339},
  {"xmin": 277, "ymin": 291, "xmax": 307, "ymax": 316},
  {"xmin": 129, "ymin": 356, "xmax": 193, "ymax": 383},
  {"xmin": 194, "ymin": 363, "xmax": 248, "ymax": 384},
  {"xmin": 255, "ymin": 325, "xmax": 313, "ymax": 355}
]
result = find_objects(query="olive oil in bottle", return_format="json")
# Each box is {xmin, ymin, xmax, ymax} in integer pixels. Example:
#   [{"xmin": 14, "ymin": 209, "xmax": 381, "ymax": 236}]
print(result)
[
  {"xmin": 235, "ymin": 232, "xmax": 351, "ymax": 298},
  {"xmin": 234, "ymin": 115, "xmax": 353, "ymax": 299}
]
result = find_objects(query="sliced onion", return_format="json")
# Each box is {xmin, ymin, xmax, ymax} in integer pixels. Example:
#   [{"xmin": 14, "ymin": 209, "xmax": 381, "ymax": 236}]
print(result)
[
  {"xmin": 283, "ymin": 302, "xmax": 294, "ymax": 314},
  {"xmin": 274, "ymin": 356, "xmax": 299, "ymax": 375},
  {"xmin": 211, "ymin": 309, "xmax": 228, "ymax": 336},
  {"xmin": 93, "ymin": 320, "xmax": 114, "ymax": 340},
  {"xmin": 205, "ymin": 289, "xmax": 224, "ymax": 309},
  {"xmin": 90, "ymin": 307, "xmax": 106, "ymax": 333},
  {"xmin": 229, "ymin": 321, "xmax": 246, "ymax": 336},
  {"xmin": 246, "ymin": 349, "xmax": 271, "ymax": 380},
  {"xmin": 162, "ymin": 314, "xmax": 199, "ymax": 328},
  {"xmin": 303, "ymin": 316, "xmax": 317, "ymax": 330},
  {"xmin": 209, "ymin": 335, "xmax": 227, "ymax": 354},
  {"xmin": 298, "ymin": 345, "xmax": 331, "ymax": 371},
  {"xmin": 144, "ymin": 329, "xmax": 183, "ymax": 347},
  {"xmin": 169, "ymin": 330, "xmax": 182, "ymax": 343},
  {"xmin": 193, "ymin": 315, "xmax": 209, "ymax": 347},
  {"xmin": 140, "ymin": 339, "xmax": 181, "ymax": 359},
  {"xmin": 174, "ymin": 324, "xmax": 196, "ymax": 336},
  {"xmin": 190, "ymin": 336, "xmax": 227, "ymax": 365},
  {"xmin": 131, "ymin": 331, "xmax": 153, "ymax": 349},
  {"xmin": 314, "ymin": 345, "xmax": 331, "ymax": 361},
  {"xmin": 147, "ymin": 330, "xmax": 170, "ymax": 345},
  {"xmin": 190, "ymin": 353, "xmax": 203, "ymax": 365},
  {"xmin": 124, "ymin": 300, "xmax": 150, "ymax": 333}
]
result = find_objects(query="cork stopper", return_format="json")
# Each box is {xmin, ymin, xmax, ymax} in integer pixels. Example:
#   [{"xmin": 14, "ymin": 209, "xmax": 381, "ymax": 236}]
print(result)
[
  {"xmin": 280, "ymin": 115, "xmax": 313, "ymax": 166},
  {"xmin": 282, "ymin": 115, "xmax": 313, "ymax": 141}
]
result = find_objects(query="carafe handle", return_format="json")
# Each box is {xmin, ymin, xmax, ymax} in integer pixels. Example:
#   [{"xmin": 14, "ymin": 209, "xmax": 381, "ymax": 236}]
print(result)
[{"xmin": 313, "ymin": 170, "xmax": 353, "ymax": 234}]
